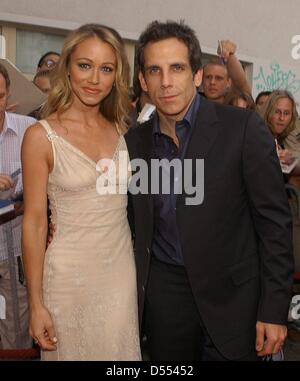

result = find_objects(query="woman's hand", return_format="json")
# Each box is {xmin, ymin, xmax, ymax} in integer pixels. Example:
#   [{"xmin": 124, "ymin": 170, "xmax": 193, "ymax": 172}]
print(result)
[{"xmin": 29, "ymin": 305, "xmax": 58, "ymax": 351}]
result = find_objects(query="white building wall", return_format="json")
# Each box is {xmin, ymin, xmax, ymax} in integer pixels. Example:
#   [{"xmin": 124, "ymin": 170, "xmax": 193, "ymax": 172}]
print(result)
[{"xmin": 1, "ymin": 0, "xmax": 300, "ymax": 103}]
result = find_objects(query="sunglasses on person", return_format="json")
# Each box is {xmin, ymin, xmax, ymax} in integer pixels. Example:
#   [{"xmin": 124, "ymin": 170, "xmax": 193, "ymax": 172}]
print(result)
[{"xmin": 40, "ymin": 59, "xmax": 58, "ymax": 69}]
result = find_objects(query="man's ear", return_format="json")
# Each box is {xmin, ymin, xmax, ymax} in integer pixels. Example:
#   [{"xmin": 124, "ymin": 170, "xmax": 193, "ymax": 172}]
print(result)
[
  {"xmin": 138, "ymin": 71, "xmax": 148, "ymax": 93},
  {"xmin": 194, "ymin": 69, "xmax": 203, "ymax": 88}
]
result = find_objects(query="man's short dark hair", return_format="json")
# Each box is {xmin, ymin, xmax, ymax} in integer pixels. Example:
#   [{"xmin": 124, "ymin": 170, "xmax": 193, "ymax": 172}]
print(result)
[
  {"xmin": 37, "ymin": 51, "xmax": 60, "ymax": 68},
  {"xmin": 255, "ymin": 91, "xmax": 271, "ymax": 104},
  {"xmin": 136, "ymin": 20, "xmax": 202, "ymax": 75},
  {"xmin": 0, "ymin": 63, "xmax": 10, "ymax": 89}
]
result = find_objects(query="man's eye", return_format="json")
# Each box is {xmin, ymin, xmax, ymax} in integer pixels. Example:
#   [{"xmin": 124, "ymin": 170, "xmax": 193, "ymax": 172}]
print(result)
[
  {"xmin": 78, "ymin": 63, "xmax": 90, "ymax": 70},
  {"xmin": 173, "ymin": 65, "xmax": 183, "ymax": 72},
  {"xmin": 148, "ymin": 67, "xmax": 160, "ymax": 74}
]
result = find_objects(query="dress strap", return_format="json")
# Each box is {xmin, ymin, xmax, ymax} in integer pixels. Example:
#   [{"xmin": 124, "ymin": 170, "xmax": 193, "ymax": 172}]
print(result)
[{"xmin": 39, "ymin": 120, "xmax": 58, "ymax": 142}]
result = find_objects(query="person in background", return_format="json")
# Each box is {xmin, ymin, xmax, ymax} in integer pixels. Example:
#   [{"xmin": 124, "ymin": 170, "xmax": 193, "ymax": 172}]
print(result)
[
  {"xmin": 224, "ymin": 89, "xmax": 256, "ymax": 110},
  {"xmin": 29, "ymin": 70, "xmax": 53, "ymax": 120},
  {"xmin": 202, "ymin": 40, "xmax": 252, "ymax": 104},
  {"xmin": 33, "ymin": 70, "xmax": 52, "ymax": 94},
  {"xmin": 36, "ymin": 52, "xmax": 60, "ymax": 73},
  {"xmin": 255, "ymin": 91, "xmax": 271, "ymax": 112},
  {"xmin": 260, "ymin": 90, "xmax": 300, "ymax": 175},
  {"xmin": 0, "ymin": 63, "xmax": 36, "ymax": 350}
]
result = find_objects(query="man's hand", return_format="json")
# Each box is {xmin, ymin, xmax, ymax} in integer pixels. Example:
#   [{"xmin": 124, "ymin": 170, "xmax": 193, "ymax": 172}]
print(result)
[
  {"xmin": 256, "ymin": 321, "xmax": 287, "ymax": 357},
  {"xmin": 218, "ymin": 40, "xmax": 237, "ymax": 62},
  {"xmin": 0, "ymin": 175, "xmax": 14, "ymax": 192}
]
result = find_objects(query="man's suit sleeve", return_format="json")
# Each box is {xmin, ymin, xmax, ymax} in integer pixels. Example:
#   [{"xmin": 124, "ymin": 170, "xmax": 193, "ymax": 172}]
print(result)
[{"xmin": 242, "ymin": 111, "xmax": 294, "ymax": 324}]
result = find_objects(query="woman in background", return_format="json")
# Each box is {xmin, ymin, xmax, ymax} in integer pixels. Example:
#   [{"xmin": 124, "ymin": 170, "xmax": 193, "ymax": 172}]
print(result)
[{"xmin": 260, "ymin": 90, "xmax": 300, "ymax": 176}]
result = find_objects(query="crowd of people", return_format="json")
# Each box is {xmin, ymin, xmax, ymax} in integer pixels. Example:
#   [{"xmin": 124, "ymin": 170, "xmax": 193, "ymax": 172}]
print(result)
[{"xmin": 0, "ymin": 19, "xmax": 299, "ymax": 361}]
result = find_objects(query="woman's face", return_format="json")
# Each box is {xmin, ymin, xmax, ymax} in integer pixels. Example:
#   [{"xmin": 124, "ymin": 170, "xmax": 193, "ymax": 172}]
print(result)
[
  {"xmin": 233, "ymin": 97, "xmax": 247, "ymax": 109},
  {"xmin": 68, "ymin": 36, "xmax": 117, "ymax": 109},
  {"xmin": 270, "ymin": 97, "xmax": 293, "ymax": 136}
]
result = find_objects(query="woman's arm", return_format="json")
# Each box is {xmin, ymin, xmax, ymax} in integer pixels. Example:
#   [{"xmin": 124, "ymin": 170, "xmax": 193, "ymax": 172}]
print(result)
[{"xmin": 21, "ymin": 123, "xmax": 57, "ymax": 351}]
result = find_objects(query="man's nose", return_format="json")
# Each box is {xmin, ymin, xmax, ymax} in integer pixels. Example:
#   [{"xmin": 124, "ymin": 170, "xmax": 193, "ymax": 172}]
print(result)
[{"xmin": 161, "ymin": 71, "xmax": 172, "ymax": 88}]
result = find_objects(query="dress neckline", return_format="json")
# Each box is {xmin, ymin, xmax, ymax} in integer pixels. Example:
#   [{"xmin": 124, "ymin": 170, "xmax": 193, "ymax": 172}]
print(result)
[{"xmin": 43, "ymin": 120, "xmax": 123, "ymax": 166}]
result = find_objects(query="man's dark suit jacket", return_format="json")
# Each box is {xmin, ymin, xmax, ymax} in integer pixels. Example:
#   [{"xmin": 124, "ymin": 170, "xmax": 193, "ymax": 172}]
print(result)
[{"xmin": 125, "ymin": 96, "xmax": 294, "ymax": 360}]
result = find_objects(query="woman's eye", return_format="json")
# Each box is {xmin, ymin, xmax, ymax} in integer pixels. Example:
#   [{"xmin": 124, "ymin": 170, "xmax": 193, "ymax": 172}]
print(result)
[
  {"xmin": 101, "ymin": 66, "xmax": 113, "ymax": 73},
  {"xmin": 78, "ymin": 63, "xmax": 90, "ymax": 70}
]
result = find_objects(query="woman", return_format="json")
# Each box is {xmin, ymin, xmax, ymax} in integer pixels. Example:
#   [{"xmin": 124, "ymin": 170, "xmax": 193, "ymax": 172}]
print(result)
[
  {"xmin": 21, "ymin": 24, "xmax": 141, "ymax": 361},
  {"xmin": 224, "ymin": 90, "xmax": 255, "ymax": 110},
  {"xmin": 261, "ymin": 90, "xmax": 300, "ymax": 176}
]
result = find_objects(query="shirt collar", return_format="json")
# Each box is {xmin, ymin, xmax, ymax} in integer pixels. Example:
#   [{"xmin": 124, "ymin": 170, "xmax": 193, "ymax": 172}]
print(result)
[
  {"xmin": 1, "ymin": 112, "xmax": 19, "ymax": 137},
  {"xmin": 153, "ymin": 92, "xmax": 201, "ymax": 135}
]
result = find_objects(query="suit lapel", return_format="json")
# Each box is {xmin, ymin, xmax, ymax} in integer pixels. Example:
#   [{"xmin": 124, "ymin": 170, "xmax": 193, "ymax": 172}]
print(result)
[
  {"xmin": 185, "ymin": 96, "xmax": 221, "ymax": 160},
  {"xmin": 177, "ymin": 97, "xmax": 221, "ymax": 205},
  {"xmin": 135, "ymin": 121, "xmax": 154, "ymax": 218}
]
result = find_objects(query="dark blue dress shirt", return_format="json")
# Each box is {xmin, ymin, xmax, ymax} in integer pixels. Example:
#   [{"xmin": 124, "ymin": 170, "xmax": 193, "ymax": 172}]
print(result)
[{"xmin": 151, "ymin": 92, "xmax": 201, "ymax": 265}]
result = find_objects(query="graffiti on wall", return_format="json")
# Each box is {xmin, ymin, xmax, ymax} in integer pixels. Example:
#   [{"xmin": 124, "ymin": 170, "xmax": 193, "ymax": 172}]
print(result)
[{"xmin": 253, "ymin": 62, "xmax": 300, "ymax": 95}]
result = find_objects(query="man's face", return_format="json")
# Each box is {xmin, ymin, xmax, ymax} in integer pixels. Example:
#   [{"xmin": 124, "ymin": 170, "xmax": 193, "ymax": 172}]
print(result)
[
  {"xmin": 202, "ymin": 64, "xmax": 231, "ymax": 103},
  {"xmin": 38, "ymin": 53, "xmax": 60, "ymax": 72},
  {"xmin": 139, "ymin": 38, "xmax": 202, "ymax": 121},
  {"xmin": 34, "ymin": 76, "xmax": 51, "ymax": 94},
  {"xmin": 0, "ymin": 74, "xmax": 10, "ymax": 121}
]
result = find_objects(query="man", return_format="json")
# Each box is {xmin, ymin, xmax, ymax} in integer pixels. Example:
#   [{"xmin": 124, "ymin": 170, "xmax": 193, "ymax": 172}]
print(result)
[
  {"xmin": 33, "ymin": 70, "xmax": 52, "ymax": 94},
  {"xmin": 0, "ymin": 63, "xmax": 36, "ymax": 349},
  {"xmin": 203, "ymin": 40, "xmax": 252, "ymax": 104},
  {"xmin": 202, "ymin": 59, "xmax": 231, "ymax": 103},
  {"xmin": 36, "ymin": 51, "xmax": 60, "ymax": 73},
  {"xmin": 125, "ymin": 21, "xmax": 294, "ymax": 361},
  {"xmin": 28, "ymin": 70, "xmax": 53, "ymax": 120}
]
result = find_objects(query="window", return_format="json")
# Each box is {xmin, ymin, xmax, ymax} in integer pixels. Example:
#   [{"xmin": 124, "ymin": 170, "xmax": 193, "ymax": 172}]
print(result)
[{"xmin": 16, "ymin": 29, "xmax": 65, "ymax": 74}]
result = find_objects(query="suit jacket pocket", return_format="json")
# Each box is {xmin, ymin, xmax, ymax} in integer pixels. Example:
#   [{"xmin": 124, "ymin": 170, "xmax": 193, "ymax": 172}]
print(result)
[{"xmin": 230, "ymin": 256, "xmax": 260, "ymax": 286}]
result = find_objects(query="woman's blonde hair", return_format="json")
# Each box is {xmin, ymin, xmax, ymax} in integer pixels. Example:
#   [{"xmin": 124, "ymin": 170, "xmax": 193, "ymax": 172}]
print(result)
[
  {"xmin": 42, "ymin": 24, "xmax": 131, "ymax": 134},
  {"xmin": 260, "ymin": 90, "xmax": 298, "ymax": 141}
]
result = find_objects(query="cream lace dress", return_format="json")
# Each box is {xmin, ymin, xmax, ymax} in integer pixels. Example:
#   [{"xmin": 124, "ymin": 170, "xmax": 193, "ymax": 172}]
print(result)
[{"xmin": 39, "ymin": 120, "xmax": 141, "ymax": 361}]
